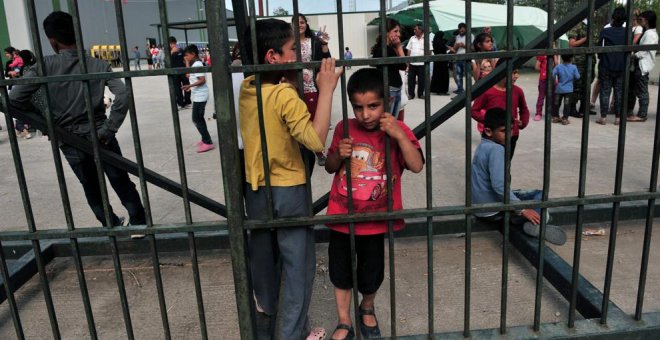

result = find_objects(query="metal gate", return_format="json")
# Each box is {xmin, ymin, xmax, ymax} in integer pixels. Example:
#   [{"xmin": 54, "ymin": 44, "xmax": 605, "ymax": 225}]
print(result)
[{"xmin": 0, "ymin": 0, "xmax": 660, "ymax": 338}]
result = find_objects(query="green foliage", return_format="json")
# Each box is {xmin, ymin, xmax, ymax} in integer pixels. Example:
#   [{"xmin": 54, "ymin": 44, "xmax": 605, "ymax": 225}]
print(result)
[{"xmin": 272, "ymin": 6, "xmax": 290, "ymax": 16}]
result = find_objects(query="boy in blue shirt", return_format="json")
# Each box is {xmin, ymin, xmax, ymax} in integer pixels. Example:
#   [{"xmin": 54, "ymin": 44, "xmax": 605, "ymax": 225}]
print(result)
[
  {"xmin": 552, "ymin": 54, "xmax": 581, "ymax": 125},
  {"xmin": 472, "ymin": 108, "xmax": 567, "ymax": 245}
]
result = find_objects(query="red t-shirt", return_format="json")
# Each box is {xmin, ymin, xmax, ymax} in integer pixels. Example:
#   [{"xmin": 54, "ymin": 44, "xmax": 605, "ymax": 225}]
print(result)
[
  {"xmin": 536, "ymin": 56, "xmax": 548, "ymax": 81},
  {"xmin": 471, "ymin": 85, "xmax": 530, "ymax": 137},
  {"xmin": 326, "ymin": 119, "xmax": 421, "ymax": 235}
]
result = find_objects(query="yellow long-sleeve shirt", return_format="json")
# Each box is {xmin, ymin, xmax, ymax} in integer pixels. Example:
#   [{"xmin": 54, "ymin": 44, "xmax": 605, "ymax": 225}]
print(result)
[{"xmin": 239, "ymin": 76, "xmax": 324, "ymax": 191}]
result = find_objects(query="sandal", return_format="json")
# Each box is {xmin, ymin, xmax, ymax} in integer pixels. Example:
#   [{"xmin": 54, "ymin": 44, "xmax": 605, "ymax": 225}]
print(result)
[
  {"xmin": 358, "ymin": 307, "xmax": 381, "ymax": 338},
  {"xmin": 627, "ymin": 116, "xmax": 645, "ymax": 122},
  {"xmin": 307, "ymin": 327, "xmax": 327, "ymax": 340},
  {"xmin": 331, "ymin": 324, "xmax": 354, "ymax": 340}
]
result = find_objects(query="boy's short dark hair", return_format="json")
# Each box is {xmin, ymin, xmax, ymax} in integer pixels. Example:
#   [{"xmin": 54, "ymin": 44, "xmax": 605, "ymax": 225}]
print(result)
[
  {"xmin": 458, "ymin": 22, "xmax": 466, "ymax": 29},
  {"xmin": 4, "ymin": 46, "xmax": 16, "ymax": 54},
  {"xmin": 484, "ymin": 107, "xmax": 509, "ymax": 130},
  {"xmin": 43, "ymin": 11, "xmax": 76, "ymax": 46},
  {"xmin": 242, "ymin": 18, "xmax": 293, "ymax": 65},
  {"xmin": 168, "ymin": 36, "xmax": 177, "ymax": 44},
  {"xmin": 561, "ymin": 54, "xmax": 573, "ymax": 63},
  {"xmin": 346, "ymin": 68, "xmax": 385, "ymax": 101},
  {"xmin": 611, "ymin": 7, "xmax": 626, "ymax": 27},
  {"xmin": 184, "ymin": 44, "xmax": 199, "ymax": 56}
]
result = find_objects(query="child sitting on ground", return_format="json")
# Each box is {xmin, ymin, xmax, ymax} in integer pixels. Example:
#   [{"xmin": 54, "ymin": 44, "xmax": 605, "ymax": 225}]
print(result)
[
  {"xmin": 471, "ymin": 59, "xmax": 530, "ymax": 158},
  {"xmin": 472, "ymin": 108, "xmax": 567, "ymax": 245},
  {"xmin": 552, "ymin": 54, "xmax": 581, "ymax": 125},
  {"xmin": 324, "ymin": 68, "xmax": 424, "ymax": 340},
  {"xmin": 239, "ymin": 18, "xmax": 342, "ymax": 340}
]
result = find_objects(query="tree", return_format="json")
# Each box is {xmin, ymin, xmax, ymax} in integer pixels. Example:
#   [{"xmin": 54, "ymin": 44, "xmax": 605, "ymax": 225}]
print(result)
[{"xmin": 273, "ymin": 6, "xmax": 289, "ymax": 16}]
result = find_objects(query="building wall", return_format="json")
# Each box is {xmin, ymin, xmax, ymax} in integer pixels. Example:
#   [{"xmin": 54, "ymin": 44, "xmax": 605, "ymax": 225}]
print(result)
[
  {"xmin": 5, "ymin": 0, "xmax": 235, "ymax": 57},
  {"xmin": 276, "ymin": 12, "xmax": 379, "ymax": 60}
]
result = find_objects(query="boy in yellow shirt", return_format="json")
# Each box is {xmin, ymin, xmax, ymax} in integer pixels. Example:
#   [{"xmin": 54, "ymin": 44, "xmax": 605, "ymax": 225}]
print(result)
[{"xmin": 239, "ymin": 18, "xmax": 342, "ymax": 339}]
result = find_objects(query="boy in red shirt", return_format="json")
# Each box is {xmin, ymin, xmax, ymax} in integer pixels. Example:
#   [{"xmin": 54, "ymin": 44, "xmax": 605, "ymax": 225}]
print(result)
[
  {"xmin": 324, "ymin": 68, "xmax": 424, "ymax": 340},
  {"xmin": 471, "ymin": 59, "xmax": 530, "ymax": 157}
]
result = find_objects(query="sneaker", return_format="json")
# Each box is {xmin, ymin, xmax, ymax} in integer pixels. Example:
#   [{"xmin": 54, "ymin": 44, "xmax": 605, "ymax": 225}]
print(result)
[
  {"xmin": 114, "ymin": 216, "xmax": 126, "ymax": 227},
  {"xmin": 127, "ymin": 223, "xmax": 146, "ymax": 239},
  {"xmin": 522, "ymin": 222, "xmax": 567, "ymax": 246},
  {"xmin": 561, "ymin": 117, "xmax": 570, "ymax": 125},
  {"xmin": 197, "ymin": 142, "xmax": 215, "ymax": 153},
  {"xmin": 552, "ymin": 117, "xmax": 562, "ymax": 123},
  {"xmin": 534, "ymin": 114, "xmax": 542, "ymax": 121},
  {"xmin": 596, "ymin": 118, "xmax": 607, "ymax": 125}
]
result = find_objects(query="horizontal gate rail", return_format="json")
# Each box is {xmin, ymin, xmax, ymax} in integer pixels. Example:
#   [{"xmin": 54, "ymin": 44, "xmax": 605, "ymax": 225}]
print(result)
[{"xmin": 0, "ymin": 242, "xmax": 55, "ymax": 304}]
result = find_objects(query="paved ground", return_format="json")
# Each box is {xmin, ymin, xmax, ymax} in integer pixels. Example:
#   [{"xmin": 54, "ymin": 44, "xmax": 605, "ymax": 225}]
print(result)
[{"xmin": 0, "ymin": 68, "xmax": 659, "ymax": 338}]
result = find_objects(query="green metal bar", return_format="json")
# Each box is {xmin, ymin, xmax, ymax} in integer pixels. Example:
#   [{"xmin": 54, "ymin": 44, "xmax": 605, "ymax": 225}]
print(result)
[
  {"xmin": 635, "ymin": 76, "xmax": 660, "ymax": 321},
  {"xmin": 52, "ymin": 0, "xmax": 61, "ymax": 11},
  {"xmin": 112, "ymin": 1, "xmax": 170, "ymax": 338},
  {"xmin": 499, "ymin": 0, "xmax": 515, "ymax": 333},
  {"xmin": 221, "ymin": 0, "xmax": 256, "ymax": 338},
  {"xmin": 532, "ymin": 0, "xmax": 557, "ymax": 330},
  {"xmin": 23, "ymin": 1, "xmax": 97, "ymax": 336},
  {"xmin": 68, "ymin": 1, "xmax": 135, "ymax": 338},
  {"xmin": 463, "ymin": 0, "xmax": 473, "ymax": 336},
  {"xmin": 569, "ymin": 0, "xmax": 596, "ymax": 329},
  {"xmin": 380, "ymin": 1, "xmax": 396, "ymax": 334},
  {"xmin": 156, "ymin": 1, "xmax": 208, "ymax": 338},
  {"xmin": 1, "ymin": 59, "xmax": 63, "ymax": 340},
  {"xmin": 0, "ymin": 241, "xmax": 24, "ymax": 339},
  {"xmin": 601, "ymin": 0, "xmax": 634, "ymax": 325},
  {"xmin": 421, "ymin": 1, "xmax": 434, "ymax": 337},
  {"xmin": 0, "ymin": 0, "xmax": 10, "ymax": 65}
]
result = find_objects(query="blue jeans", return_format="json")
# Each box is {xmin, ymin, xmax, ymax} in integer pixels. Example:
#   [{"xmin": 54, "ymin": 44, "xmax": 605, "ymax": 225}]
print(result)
[
  {"xmin": 454, "ymin": 60, "xmax": 465, "ymax": 92},
  {"xmin": 478, "ymin": 189, "xmax": 545, "ymax": 226},
  {"xmin": 389, "ymin": 86, "xmax": 402, "ymax": 117}
]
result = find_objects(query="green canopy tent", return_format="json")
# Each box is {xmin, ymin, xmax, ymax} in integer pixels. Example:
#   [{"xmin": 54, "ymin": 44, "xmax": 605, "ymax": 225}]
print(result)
[{"xmin": 369, "ymin": 0, "xmax": 568, "ymax": 49}]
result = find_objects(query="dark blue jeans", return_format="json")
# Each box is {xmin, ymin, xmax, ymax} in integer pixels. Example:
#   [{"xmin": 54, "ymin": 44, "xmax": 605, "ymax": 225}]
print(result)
[
  {"xmin": 454, "ymin": 61, "xmax": 465, "ymax": 92},
  {"xmin": 553, "ymin": 93, "xmax": 572, "ymax": 118},
  {"xmin": 599, "ymin": 69, "xmax": 624, "ymax": 118},
  {"xmin": 60, "ymin": 137, "xmax": 146, "ymax": 226},
  {"xmin": 192, "ymin": 101, "xmax": 212, "ymax": 144}
]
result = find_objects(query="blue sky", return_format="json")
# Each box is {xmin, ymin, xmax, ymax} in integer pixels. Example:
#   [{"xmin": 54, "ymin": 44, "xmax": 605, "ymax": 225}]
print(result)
[{"xmin": 227, "ymin": 0, "xmax": 409, "ymax": 15}]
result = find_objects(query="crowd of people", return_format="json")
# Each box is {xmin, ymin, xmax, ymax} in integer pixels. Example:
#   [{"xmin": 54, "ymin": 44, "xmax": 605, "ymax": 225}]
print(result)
[{"xmin": 1, "ymin": 6, "xmax": 658, "ymax": 340}]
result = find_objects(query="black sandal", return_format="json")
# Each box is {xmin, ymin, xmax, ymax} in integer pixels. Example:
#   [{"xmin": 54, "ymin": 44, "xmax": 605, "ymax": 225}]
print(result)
[
  {"xmin": 331, "ymin": 323, "xmax": 354, "ymax": 340},
  {"xmin": 358, "ymin": 307, "xmax": 381, "ymax": 338}
]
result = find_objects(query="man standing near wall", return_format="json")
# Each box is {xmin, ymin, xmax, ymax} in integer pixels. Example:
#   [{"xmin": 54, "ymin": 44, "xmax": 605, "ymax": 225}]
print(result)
[
  {"xmin": 406, "ymin": 23, "xmax": 432, "ymax": 99},
  {"xmin": 449, "ymin": 23, "xmax": 472, "ymax": 95}
]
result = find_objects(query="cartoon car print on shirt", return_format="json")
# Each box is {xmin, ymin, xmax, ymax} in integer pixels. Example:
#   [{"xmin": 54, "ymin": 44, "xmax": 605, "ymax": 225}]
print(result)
[{"xmin": 337, "ymin": 143, "xmax": 396, "ymax": 201}]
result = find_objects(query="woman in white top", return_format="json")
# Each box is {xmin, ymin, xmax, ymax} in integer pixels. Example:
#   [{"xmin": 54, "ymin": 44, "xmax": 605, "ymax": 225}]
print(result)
[{"xmin": 292, "ymin": 13, "xmax": 331, "ymax": 172}]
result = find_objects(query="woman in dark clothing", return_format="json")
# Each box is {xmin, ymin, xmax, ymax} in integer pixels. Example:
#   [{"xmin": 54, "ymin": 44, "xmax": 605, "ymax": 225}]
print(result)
[
  {"xmin": 430, "ymin": 31, "xmax": 450, "ymax": 95},
  {"xmin": 371, "ymin": 18, "xmax": 407, "ymax": 120}
]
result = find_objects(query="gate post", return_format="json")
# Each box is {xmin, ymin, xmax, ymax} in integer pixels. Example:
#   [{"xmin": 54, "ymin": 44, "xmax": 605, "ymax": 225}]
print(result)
[{"xmin": 206, "ymin": 0, "xmax": 256, "ymax": 338}]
